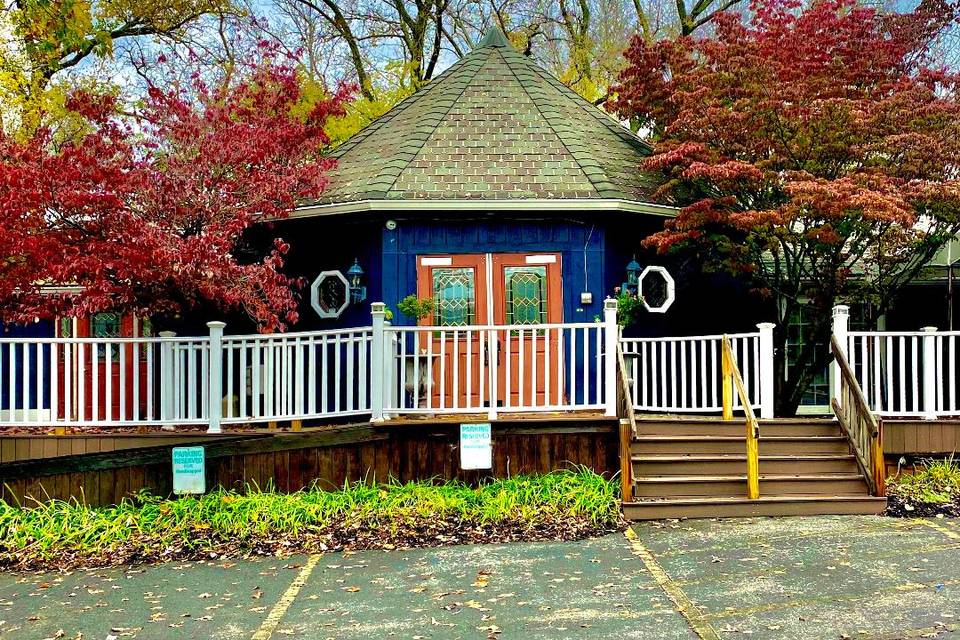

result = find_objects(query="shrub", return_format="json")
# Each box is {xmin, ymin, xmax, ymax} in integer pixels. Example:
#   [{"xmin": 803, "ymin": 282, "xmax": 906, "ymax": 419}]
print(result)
[
  {"xmin": 887, "ymin": 456, "xmax": 960, "ymax": 505},
  {"xmin": 397, "ymin": 295, "xmax": 435, "ymax": 320},
  {"xmin": 0, "ymin": 469, "xmax": 621, "ymax": 569}
]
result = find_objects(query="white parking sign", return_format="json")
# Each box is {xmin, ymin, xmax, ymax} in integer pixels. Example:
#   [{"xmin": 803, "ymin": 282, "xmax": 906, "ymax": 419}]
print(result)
[
  {"xmin": 460, "ymin": 423, "xmax": 492, "ymax": 470},
  {"xmin": 172, "ymin": 446, "xmax": 206, "ymax": 494}
]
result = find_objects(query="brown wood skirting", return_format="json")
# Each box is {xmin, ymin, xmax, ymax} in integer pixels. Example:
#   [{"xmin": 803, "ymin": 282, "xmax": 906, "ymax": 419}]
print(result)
[
  {"xmin": 0, "ymin": 421, "xmax": 618, "ymax": 508},
  {"xmin": 0, "ymin": 434, "xmax": 242, "ymax": 464},
  {"xmin": 882, "ymin": 420, "xmax": 960, "ymax": 455}
]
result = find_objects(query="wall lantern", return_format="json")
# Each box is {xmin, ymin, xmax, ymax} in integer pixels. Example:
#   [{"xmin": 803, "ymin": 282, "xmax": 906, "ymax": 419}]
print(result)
[
  {"xmin": 638, "ymin": 265, "xmax": 676, "ymax": 314},
  {"xmin": 347, "ymin": 258, "xmax": 367, "ymax": 304},
  {"xmin": 621, "ymin": 256, "xmax": 642, "ymax": 295}
]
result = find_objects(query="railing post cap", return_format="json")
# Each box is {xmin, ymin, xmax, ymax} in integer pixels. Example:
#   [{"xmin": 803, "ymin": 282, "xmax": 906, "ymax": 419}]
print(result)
[
  {"xmin": 922, "ymin": 326, "xmax": 938, "ymax": 332},
  {"xmin": 371, "ymin": 302, "xmax": 387, "ymax": 313},
  {"xmin": 757, "ymin": 322, "xmax": 776, "ymax": 330},
  {"xmin": 206, "ymin": 321, "xmax": 226, "ymax": 329},
  {"xmin": 603, "ymin": 297, "xmax": 618, "ymax": 310},
  {"xmin": 158, "ymin": 330, "xmax": 177, "ymax": 337},
  {"xmin": 833, "ymin": 305, "xmax": 850, "ymax": 316}
]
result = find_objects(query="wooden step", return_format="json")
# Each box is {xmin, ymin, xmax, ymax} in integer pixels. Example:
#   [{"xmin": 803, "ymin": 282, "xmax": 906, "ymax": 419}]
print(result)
[
  {"xmin": 632, "ymin": 454, "xmax": 860, "ymax": 476},
  {"xmin": 631, "ymin": 474, "xmax": 869, "ymax": 498},
  {"xmin": 632, "ymin": 435, "xmax": 851, "ymax": 455},
  {"xmin": 637, "ymin": 419, "xmax": 841, "ymax": 438},
  {"xmin": 623, "ymin": 495, "xmax": 887, "ymax": 520}
]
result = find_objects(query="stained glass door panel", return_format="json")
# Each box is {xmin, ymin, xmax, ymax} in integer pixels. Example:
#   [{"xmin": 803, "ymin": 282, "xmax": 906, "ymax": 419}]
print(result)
[{"xmin": 432, "ymin": 268, "xmax": 477, "ymax": 326}]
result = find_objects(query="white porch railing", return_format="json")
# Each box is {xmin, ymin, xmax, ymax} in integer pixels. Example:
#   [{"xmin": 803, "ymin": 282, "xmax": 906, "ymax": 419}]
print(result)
[
  {"xmin": 375, "ymin": 299, "xmax": 619, "ymax": 420},
  {"xmin": 0, "ymin": 324, "xmax": 373, "ymax": 432},
  {"xmin": 220, "ymin": 327, "xmax": 373, "ymax": 425},
  {"xmin": 382, "ymin": 322, "xmax": 611, "ymax": 417},
  {"xmin": 0, "ymin": 299, "xmax": 783, "ymax": 430},
  {"xmin": 621, "ymin": 324, "xmax": 775, "ymax": 419},
  {"xmin": 0, "ymin": 333, "xmax": 210, "ymax": 427},
  {"xmin": 833, "ymin": 305, "xmax": 960, "ymax": 419}
]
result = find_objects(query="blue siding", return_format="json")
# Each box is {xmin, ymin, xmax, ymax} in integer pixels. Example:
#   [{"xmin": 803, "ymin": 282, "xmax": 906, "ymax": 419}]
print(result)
[
  {"xmin": 382, "ymin": 219, "xmax": 606, "ymax": 325},
  {"xmin": 602, "ymin": 217, "xmax": 773, "ymax": 337},
  {"xmin": 378, "ymin": 218, "xmax": 608, "ymax": 407},
  {"xmin": 0, "ymin": 320, "xmax": 54, "ymax": 412},
  {"xmin": 276, "ymin": 217, "xmax": 384, "ymax": 331}
]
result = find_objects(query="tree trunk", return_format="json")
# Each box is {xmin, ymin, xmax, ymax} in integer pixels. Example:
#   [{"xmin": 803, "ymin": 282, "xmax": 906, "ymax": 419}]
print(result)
[{"xmin": 774, "ymin": 311, "xmax": 834, "ymax": 417}]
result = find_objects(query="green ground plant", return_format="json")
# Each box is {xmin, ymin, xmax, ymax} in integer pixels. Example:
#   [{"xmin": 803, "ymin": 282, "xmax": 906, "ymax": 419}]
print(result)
[
  {"xmin": 887, "ymin": 456, "xmax": 960, "ymax": 505},
  {"xmin": 0, "ymin": 469, "xmax": 621, "ymax": 569}
]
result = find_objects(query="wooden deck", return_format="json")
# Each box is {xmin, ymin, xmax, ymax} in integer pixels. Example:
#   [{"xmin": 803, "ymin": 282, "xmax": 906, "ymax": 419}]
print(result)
[
  {"xmin": 883, "ymin": 419, "xmax": 960, "ymax": 455},
  {"xmin": 0, "ymin": 413, "xmax": 618, "ymax": 507}
]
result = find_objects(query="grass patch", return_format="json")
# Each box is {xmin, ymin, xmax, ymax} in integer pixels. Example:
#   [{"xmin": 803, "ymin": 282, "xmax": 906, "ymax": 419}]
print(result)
[
  {"xmin": 885, "ymin": 456, "xmax": 960, "ymax": 517},
  {"xmin": 0, "ymin": 469, "xmax": 622, "ymax": 571}
]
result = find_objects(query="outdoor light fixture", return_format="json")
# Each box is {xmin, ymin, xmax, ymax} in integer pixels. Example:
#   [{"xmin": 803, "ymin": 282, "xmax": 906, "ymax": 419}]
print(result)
[
  {"xmin": 347, "ymin": 258, "xmax": 367, "ymax": 304},
  {"xmin": 622, "ymin": 256, "xmax": 642, "ymax": 295}
]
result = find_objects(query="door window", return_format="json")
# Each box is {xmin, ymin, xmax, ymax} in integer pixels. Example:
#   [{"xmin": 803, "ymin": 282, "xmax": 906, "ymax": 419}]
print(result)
[
  {"xmin": 93, "ymin": 312, "xmax": 122, "ymax": 361},
  {"xmin": 432, "ymin": 267, "xmax": 476, "ymax": 326},
  {"xmin": 504, "ymin": 266, "xmax": 547, "ymax": 325}
]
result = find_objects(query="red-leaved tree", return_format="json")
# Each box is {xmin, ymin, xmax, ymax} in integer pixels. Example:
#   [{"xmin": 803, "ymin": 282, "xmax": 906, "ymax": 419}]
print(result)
[
  {"xmin": 0, "ymin": 58, "xmax": 348, "ymax": 332},
  {"xmin": 613, "ymin": 0, "xmax": 960, "ymax": 415}
]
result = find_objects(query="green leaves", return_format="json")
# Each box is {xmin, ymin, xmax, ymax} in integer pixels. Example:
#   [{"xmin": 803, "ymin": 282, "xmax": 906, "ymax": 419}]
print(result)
[
  {"xmin": 889, "ymin": 457, "xmax": 960, "ymax": 506},
  {"xmin": 615, "ymin": 0, "xmax": 960, "ymax": 414},
  {"xmin": 0, "ymin": 470, "xmax": 621, "ymax": 570},
  {"xmin": 397, "ymin": 295, "xmax": 436, "ymax": 321}
]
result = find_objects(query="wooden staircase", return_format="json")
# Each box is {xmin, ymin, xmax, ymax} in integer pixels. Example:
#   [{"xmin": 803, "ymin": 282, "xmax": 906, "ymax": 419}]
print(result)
[{"xmin": 622, "ymin": 418, "xmax": 888, "ymax": 520}]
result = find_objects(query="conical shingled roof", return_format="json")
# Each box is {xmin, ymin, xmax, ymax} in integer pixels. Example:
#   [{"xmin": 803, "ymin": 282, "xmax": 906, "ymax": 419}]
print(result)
[{"xmin": 314, "ymin": 27, "xmax": 661, "ymax": 204}]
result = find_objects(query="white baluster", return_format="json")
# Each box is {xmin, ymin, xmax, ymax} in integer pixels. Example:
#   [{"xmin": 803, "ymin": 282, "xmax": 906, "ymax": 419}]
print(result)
[{"xmin": 922, "ymin": 326, "xmax": 938, "ymax": 420}]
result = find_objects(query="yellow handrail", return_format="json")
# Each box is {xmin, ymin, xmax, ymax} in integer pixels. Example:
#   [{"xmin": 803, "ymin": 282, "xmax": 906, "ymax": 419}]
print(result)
[
  {"xmin": 615, "ymin": 344, "xmax": 636, "ymax": 503},
  {"xmin": 721, "ymin": 335, "xmax": 760, "ymax": 500}
]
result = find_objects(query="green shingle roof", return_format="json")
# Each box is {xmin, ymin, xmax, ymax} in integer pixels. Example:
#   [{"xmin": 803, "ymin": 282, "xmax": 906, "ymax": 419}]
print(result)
[{"xmin": 314, "ymin": 27, "xmax": 663, "ymax": 205}]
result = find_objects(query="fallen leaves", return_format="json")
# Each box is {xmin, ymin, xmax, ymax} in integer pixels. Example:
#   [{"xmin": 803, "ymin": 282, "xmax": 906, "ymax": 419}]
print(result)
[
  {"xmin": 1, "ymin": 511, "xmax": 623, "ymax": 572},
  {"xmin": 472, "ymin": 569, "xmax": 492, "ymax": 588}
]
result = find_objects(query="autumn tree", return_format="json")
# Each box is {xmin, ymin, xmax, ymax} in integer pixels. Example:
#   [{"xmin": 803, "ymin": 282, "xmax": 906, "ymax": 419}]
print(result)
[
  {"xmin": 1, "ymin": 0, "xmax": 229, "ymax": 136},
  {"xmin": 0, "ymin": 56, "xmax": 349, "ymax": 331},
  {"xmin": 613, "ymin": 0, "xmax": 960, "ymax": 415}
]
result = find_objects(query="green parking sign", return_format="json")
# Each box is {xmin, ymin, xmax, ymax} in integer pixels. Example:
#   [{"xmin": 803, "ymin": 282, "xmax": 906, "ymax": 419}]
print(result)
[{"xmin": 172, "ymin": 447, "xmax": 206, "ymax": 494}]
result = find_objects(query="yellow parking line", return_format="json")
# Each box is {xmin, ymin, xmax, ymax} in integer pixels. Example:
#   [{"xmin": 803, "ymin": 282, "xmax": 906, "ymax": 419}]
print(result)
[
  {"xmin": 625, "ymin": 528, "xmax": 721, "ymax": 640},
  {"xmin": 916, "ymin": 518, "xmax": 960, "ymax": 542},
  {"xmin": 703, "ymin": 577, "xmax": 960, "ymax": 621},
  {"xmin": 251, "ymin": 554, "xmax": 322, "ymax": 640}
]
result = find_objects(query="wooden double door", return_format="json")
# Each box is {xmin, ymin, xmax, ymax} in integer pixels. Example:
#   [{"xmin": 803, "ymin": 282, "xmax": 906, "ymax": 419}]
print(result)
[{"xmin": 416, "ymin": 252, "xmax": 563, "ymax": 409}]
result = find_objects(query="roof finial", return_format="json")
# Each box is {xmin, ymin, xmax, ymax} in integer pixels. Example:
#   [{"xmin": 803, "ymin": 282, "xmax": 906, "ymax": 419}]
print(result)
[{"xmin": 476, "ymin": 25, "xmax": 511, "ymax": 49}]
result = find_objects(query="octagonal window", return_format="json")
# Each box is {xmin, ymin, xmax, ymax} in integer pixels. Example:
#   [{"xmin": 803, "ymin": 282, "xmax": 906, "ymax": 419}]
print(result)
[
  {"xmin": 639, "ymin": 266, "xmax": 676, "ymax": 314},
  {"xmin": 311, "ymin": 271, "xmax": 350, "ymax": 319}
]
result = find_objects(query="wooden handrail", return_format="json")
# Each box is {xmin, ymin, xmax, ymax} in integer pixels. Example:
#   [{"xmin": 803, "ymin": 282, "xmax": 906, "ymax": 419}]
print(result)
[
  {"xmin": 830, "ymin": 335, "xmax": 886, "ymax": 497},
  {"xmin": 615, "ymin": 344, "xmax": 636, "ymax": 503},
  {"xmin": 721, "ymin": 335, "xmax": 760, "ymax": 499}
]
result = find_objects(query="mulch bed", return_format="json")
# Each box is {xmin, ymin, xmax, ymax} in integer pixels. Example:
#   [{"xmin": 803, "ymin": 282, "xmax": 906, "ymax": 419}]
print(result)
[
  {"xmin": 883, "ymin": 493, "xmax": 960, "ymax": 518},
  {"xmin": 0, "ymin": 515, "xmax": 626, "ymax": 573}
]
